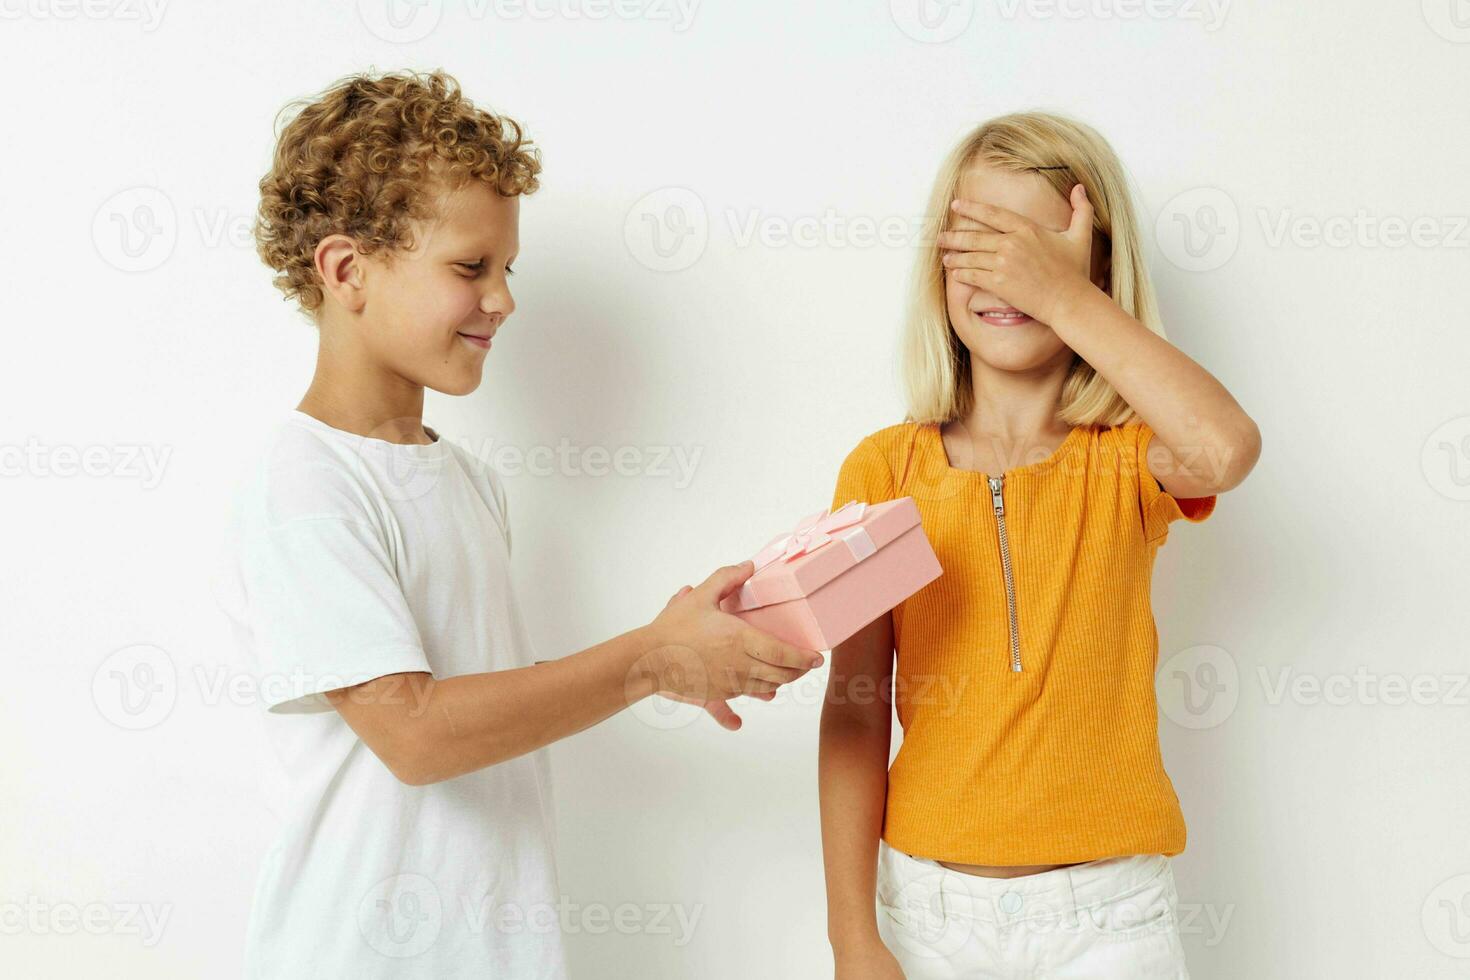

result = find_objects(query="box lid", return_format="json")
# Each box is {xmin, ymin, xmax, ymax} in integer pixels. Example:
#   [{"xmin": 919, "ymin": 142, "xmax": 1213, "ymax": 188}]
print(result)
[{"xmin": 726, "ymin": 497, "xmax": 923, "ymax": 613}]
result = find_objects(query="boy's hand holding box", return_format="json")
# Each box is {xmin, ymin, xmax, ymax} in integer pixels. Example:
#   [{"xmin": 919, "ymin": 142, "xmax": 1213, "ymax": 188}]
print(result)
[{"xmin": 720, "ymin": 498, "xmax": 942, "ymax": 651}]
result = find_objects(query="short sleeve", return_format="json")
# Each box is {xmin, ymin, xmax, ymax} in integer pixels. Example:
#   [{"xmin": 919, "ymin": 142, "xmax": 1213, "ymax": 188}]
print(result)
[
  {"xmin": 238, "ymin": 511, "xmax": 432, "ymax": 714},
  {"xmin": 1137, "ymin": 422, "xmax": 1217, "ymax": 546},
  {"xmin": 446, "ymin": 443, "xmax": 513, "ymax": 556},
  {"xmin": 489, "ymin": 468, "xmax": 511, "ymax": 557},
  {"xmin": 833, "ymin": 435, "xmax": 898, "ymax": 512}
]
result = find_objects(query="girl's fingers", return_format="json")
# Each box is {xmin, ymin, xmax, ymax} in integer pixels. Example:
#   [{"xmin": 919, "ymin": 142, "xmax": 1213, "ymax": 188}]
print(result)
[
  {"xmin": 1067, "ymin": 183, "xmax": 1095, "ymax": 242},
  {"xmin": 942, "ymin": 250, "xmax": 997, "ymax": 271},
  {"xmin": 953, "ymin": 268, "xmax": 1000, "ymax": 292},
  {"xmin": 950, "ymin": 199, "xmax": 1031, "ymax": 233},
  {"xmin": 935, "ymin": 229, "xmax": 1004, "ymax": 252}
]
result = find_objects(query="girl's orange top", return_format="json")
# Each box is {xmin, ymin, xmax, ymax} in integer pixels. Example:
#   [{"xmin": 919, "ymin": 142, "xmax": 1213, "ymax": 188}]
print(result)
[{"xmin": 831, "ymin": 421, "xmax": 1216, "ymax": 866}]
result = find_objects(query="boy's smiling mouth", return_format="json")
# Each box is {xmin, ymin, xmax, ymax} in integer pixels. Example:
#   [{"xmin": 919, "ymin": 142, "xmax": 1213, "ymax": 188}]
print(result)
[{"xmin": 457, "ymin": 331, "xmax": 494, "ymax": 350}]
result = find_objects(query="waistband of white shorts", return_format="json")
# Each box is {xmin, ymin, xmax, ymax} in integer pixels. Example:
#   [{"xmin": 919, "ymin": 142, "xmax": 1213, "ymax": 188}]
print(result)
[{"xmin": 877, "ymin": 840, "xmax": 1170, "ymax": 924}]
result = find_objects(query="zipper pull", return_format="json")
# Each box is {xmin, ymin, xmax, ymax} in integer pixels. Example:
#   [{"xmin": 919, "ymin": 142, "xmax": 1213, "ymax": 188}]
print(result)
[{"xmin": 988, "ymin": 475, "xmax": 1005, "ymax": 517}]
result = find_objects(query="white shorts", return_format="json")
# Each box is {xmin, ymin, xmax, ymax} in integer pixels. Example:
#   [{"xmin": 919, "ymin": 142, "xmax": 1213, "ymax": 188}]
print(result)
[{"xmin": 875, "ymin": 841, "xmax": 1191, "ymax": 979}]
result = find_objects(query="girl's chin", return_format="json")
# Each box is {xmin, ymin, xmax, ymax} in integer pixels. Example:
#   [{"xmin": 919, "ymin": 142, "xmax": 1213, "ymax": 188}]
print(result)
[{"xmin": 964, "ymin": 338, "xmax": 1071, "ymax": 372}]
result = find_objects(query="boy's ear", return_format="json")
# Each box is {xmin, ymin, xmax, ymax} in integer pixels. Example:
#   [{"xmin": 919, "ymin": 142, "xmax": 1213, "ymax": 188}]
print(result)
[{"xmin": 315, "ymin": 234, "xmax": 368, "ymax": 313}]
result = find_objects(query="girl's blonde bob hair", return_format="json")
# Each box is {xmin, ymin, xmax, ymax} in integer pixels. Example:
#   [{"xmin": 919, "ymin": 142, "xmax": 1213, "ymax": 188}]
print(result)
[{"xmin": 902, "ymin": 112, "xmax": 1158, "ymax": 428}]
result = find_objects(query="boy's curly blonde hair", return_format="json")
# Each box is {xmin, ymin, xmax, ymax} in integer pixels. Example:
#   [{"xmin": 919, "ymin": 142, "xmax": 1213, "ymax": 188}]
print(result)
[{"xmin": 254, "ymin": 69, "xmax": 541, "ymax": 316}]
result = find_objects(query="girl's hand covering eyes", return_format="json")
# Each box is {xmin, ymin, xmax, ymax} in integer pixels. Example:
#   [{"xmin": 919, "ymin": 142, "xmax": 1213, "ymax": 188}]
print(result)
[{"xmin": 937, "ymin": 183, "xmax": 1098, "ymax": 326}]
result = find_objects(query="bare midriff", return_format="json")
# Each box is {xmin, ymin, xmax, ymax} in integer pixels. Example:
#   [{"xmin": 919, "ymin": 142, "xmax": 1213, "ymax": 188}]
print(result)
[{"xmin": 937, "ymin": 859, "xmax": 1084, "ymax": 879}]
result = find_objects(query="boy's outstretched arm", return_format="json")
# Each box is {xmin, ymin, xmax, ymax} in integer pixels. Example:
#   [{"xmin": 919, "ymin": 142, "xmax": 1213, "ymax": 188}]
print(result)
[{"xmin": 326, "ymin": 561, "xmax": 823, "ymax": 786}]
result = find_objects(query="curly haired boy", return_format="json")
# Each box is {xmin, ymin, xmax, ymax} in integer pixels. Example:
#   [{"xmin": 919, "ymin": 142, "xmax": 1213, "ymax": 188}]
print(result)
[{"xmin": 219, "ymin": 69, "xmax": 820, "ymax": 978}]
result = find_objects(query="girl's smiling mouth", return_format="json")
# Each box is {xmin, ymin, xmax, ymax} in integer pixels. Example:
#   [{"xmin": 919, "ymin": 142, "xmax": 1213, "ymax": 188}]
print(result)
[{"xmin": 975, "ymin": 307, "xmax": 1034, "ymax": 327}]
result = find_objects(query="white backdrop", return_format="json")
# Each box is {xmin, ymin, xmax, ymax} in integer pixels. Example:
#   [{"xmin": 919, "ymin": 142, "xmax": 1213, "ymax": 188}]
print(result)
[{"xmin": 4, "ymin": 1, "xmax": 1469, "ymax": 977}]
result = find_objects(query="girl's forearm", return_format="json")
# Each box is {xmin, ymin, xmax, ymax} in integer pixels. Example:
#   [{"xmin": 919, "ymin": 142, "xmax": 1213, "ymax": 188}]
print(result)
[
  {"xmin": 819, "ymin": 709, "xmax": 893, "ymax": 950},
  {"xmin": 1049, "ymin": 285, "xmax": 1260, "ymax": 489}
]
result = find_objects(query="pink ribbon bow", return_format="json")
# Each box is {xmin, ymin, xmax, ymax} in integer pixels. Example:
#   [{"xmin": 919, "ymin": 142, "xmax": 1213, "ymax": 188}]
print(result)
[{"xmin": 750, "ymin": 501, "xmax": 869, "ymax": 573}]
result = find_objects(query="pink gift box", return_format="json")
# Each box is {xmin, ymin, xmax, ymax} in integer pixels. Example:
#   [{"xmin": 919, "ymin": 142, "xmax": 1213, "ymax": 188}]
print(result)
[{"xmin": 720, "ymin": 497, "xmax": 942, "ymax": 651}]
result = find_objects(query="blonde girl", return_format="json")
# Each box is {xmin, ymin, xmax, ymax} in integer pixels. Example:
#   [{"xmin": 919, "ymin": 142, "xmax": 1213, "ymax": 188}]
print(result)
[{"xmin": 818, "ymin": 113, "xmax": 1260, "ymax": 979}]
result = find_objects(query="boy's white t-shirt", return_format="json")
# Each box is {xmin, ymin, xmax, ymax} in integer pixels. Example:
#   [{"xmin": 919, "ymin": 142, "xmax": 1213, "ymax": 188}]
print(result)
[{"xmin": 218, "ymin": 410, "xmax": 567, "ymax": 979}]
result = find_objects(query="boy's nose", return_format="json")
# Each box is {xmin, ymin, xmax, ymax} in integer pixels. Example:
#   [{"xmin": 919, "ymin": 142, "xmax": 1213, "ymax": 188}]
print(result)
[{"xmin": 481, "ymin": 292, "xmax": 513, "ymax": 319}]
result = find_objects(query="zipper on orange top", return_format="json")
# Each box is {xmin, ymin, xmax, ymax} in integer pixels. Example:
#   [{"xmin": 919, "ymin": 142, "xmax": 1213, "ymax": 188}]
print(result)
[{"xmin": 987, "ymin": 474, "xmax": 1022, "ymax": 673}]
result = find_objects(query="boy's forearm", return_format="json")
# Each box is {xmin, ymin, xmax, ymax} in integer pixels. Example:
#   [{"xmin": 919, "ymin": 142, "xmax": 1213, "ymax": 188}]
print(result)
[
  {"xmin": 399, "ymin": 625, "xmax": 664, "ymax": 784},
  {"xmin": 819, "ymin": 710, "xmax": 892, "ymax": 949}
]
